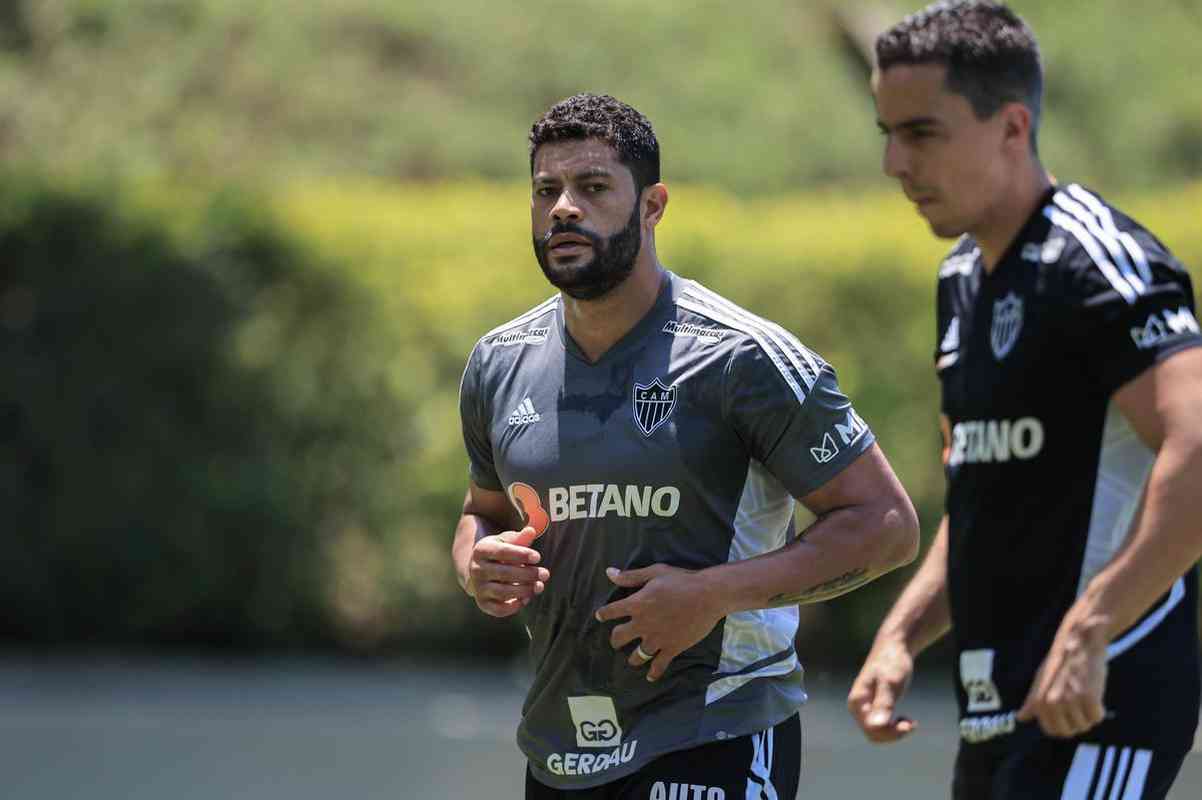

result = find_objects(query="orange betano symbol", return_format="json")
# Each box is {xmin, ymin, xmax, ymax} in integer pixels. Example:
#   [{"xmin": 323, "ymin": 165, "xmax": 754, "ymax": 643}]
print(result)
[{"xmin": 507, "ymin": 482, "xmax": 550, "ymax": 535}]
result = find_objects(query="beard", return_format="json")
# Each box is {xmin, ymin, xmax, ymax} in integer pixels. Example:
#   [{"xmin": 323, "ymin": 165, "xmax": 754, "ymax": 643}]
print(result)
[{"xmin": 533, "ymin": 200, "xmax": 642, "ymax": 300}]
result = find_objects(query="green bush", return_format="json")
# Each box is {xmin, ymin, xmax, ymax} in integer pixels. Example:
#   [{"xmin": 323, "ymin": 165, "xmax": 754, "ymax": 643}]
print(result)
[
  {"xmin": 3, "ymin": 175, "xmax": 1199, "ymax": 662},
  {"xmin": 0, "ymin": 176, "xmax": 439, "ymax": 649},
  {"xmin": 277, "ymin": 178, "xmax": 1202, "ymax": 660}
]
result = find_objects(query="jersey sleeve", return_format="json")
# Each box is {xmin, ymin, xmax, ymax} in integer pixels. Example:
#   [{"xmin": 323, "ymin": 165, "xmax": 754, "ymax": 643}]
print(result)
[
  {"xmin": 726, "ymin": 340, "xmax": 876, "ymax": 499},
  {"xmin": 457, "ymin": 342, "xmax": 502, "ymax": 491},
  {"xmin": 1067, "ymin": 249, "xmax": 1202, "ymax": 395}
]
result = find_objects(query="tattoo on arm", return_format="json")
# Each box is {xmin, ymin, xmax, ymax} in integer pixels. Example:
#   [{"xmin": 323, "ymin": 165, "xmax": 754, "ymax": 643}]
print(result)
[{"xmin": 768, "ymin": 567, "xmax": 872, "ymax": 607}]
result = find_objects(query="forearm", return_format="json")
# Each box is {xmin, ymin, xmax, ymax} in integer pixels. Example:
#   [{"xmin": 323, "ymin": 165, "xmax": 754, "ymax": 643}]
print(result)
[
  {"xmin": 1070, "ymin": 438, "xmax": 1202, "ymax": 640},
  {"xmin": 452, "ymin": 508, "xmax": 502, "ymax": 595},
  {"xmin": 872, "ymin": 516, "xmax": 952, "ymax": 656},
  {"xmin": 701, "ymin": 498, "xmax": 918, "ymax": 616}
]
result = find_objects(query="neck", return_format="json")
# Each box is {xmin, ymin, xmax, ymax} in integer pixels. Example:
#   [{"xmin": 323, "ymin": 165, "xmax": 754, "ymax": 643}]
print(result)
[
  {"xmin": 562, "ymin": 250, "xmax": 665, "ymax": 363},
  {"xmin": 974, "ymin": 161, "xmax": 1053, "ymax": 273}
]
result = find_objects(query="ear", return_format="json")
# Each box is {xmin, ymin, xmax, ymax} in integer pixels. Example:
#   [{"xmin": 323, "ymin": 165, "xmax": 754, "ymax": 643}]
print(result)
[
  {"xmin": 1000, "ymin": 102, "xmax": 1033, "ymax": 154},
  {"xmin": 642, "ymin": 183, "xmax": 669, "ymax": 228}
]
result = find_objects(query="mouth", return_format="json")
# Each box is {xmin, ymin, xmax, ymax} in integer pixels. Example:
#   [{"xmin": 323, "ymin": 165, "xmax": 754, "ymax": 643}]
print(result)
[
  {"xmin": 906, "ymin": 191, "xmax": 936, "ymax": 208},
  {"xmin": 548, "ymin": 233, "xmax": 593, "ymax": 252}
]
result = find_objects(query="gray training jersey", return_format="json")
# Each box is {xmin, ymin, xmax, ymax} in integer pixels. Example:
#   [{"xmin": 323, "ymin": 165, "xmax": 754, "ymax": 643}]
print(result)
[{"xmin": 459, "ymin": 271, "xmax": 875, "ymax": 790}]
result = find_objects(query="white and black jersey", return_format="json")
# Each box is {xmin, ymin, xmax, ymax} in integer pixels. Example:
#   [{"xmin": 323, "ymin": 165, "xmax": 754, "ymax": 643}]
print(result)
[{"xmin": 935, "ymin": 184, "xmax": 1202, "ymax": 752}]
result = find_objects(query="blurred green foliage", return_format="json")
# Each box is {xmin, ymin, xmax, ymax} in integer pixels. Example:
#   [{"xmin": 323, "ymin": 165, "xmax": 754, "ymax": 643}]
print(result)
[
  {"xmin": 0, "ymin": 1, "xmax": 1199, "ymax": 193},
  {"xmin": 2, "ymin": 175, "xmax": 1200, "ymax": 659},
  {"xmin": 2, "ymin": 0, "xmax": 1200, "ymax": 661}
]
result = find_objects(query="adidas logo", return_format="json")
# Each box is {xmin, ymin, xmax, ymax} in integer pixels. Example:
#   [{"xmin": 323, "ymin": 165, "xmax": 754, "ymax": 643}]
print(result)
[{"xmin": 508, "ymin": 397, "xmax": 542, "ymax": 426}]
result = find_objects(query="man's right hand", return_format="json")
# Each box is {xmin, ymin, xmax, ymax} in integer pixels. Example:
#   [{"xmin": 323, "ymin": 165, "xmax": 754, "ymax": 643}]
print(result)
[
  {"xmin": 466, "ymin": 526, "xmax": 549, "ymax": 617},
  {"xmin": 847, "ymin": 638, "xmax": 918, "ymax": 743}
]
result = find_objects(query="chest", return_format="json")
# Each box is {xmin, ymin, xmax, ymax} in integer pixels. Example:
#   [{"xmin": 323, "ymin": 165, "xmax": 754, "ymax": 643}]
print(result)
[
  {"xmin": 487, "ymin": 344, "xmax": 738, "ymax": 494},
  {"xmin": 938, "ymin": 269, "xmax": 1084, "ymax": 420}
]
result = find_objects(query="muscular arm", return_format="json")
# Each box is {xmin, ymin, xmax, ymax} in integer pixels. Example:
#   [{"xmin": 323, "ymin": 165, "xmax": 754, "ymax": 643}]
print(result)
[
  {"xmin": 1019, "ymin": 347, "xmax": 1202, "ymax": 737},
  {"xmin": 703, "ymin": 443, "xmax": 920, "ymax": 613},
  {"xmin": 1075, "ymin": 347, "xmax": 1202, "ymax": 637},
  {"xmin": 596, "ymin": 443, "xmax": 919, "ymax": 681}
]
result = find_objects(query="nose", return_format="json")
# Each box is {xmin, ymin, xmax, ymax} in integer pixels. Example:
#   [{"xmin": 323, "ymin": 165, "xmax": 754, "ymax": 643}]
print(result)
[
  {"xmin": 550, "ymin": 189, "xmax": 582, "ymax": 224},
  {"xmin": 882, "ymin": 135, "xmax": 910, "ymax": 181}
]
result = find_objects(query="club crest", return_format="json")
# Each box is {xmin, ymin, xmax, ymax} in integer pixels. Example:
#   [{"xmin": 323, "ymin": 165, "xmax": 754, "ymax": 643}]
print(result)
[
  {"xmin": 633, "ymin": 378, "xmax": 676, "ymax": 436},
  {"xmin": 991, "ymin": 292, "xmax": 1024, "ymax": 360}
]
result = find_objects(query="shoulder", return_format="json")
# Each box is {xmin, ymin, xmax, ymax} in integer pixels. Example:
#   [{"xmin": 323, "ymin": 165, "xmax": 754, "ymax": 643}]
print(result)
[
  {"xmin": 472, "ymin": 294, "xmax": 560, "ymax": 357},
  {"xmin": 673, "ymin": 277, "xmax": 825, "ymax": 401},
  {"xmin": 937, "ymin": 236, "xmax": 981, "ymax": 280},
  {"xmin": 1042, "ymin": 183, "xmax": 1191, "ymax": 304}
]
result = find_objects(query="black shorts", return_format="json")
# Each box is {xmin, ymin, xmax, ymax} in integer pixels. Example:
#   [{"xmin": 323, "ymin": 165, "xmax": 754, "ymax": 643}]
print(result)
[
  {"xmin": 526, "ymin": 713, "xmax": 801, "ymax": 800},
  {"xmin": 953, "ymin": 734, "xmax": 1190, "ymax": 800}
]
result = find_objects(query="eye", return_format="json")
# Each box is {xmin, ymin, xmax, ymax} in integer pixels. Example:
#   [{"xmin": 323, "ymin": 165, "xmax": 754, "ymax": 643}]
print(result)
[
  {"xmin": 586, "ymin": 183, "xmax": 607, "ymax": 193},
  {"xmin": 534, "ymin": 186, "xmax": 556, "ymax": 197}
]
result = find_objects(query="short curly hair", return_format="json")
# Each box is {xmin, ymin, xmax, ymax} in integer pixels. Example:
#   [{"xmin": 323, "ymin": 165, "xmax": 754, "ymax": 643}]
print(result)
[
  {"xmin": 529, "ymin": 93, "xmax": 660, "ymax": 193},
  {"xmin": 875, "ymin": 1, "xmax": 1042, "ymax": 151}
]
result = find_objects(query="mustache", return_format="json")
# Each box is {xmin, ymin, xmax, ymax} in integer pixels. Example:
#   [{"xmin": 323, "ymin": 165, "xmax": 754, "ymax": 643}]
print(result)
[{"xmin": 538, "ymin": 223, "xmax": 604, "ymax": 250}]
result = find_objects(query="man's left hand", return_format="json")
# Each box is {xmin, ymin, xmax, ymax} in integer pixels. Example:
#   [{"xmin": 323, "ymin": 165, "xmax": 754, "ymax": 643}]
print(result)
[
  {"xmin": 1016, "ymin": 614, "xmax": 1110, "ymax": 738},
  {"xmin": 594, "ymin": 564, "xmax": 725, "ymax": 682}
]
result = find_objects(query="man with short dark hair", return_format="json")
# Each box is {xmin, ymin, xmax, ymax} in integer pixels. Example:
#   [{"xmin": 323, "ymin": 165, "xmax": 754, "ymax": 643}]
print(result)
[
  {"xmin": 453, "ymin": 93, "xmax": 920, "ymax": 798},
  {"xmin": 849, "ymin": 3, "xmax": 1202, "ymax": 798}
]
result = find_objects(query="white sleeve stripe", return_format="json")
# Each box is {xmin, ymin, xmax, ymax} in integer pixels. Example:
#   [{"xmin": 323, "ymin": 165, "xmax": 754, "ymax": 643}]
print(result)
[
  {"xmin": 481, "ymin": 295, "xmax": 559, "ymax": 339},
  {"xmin": 1053, "ymin": 193, "xmax": 1147, "ymax": 295},
  {"xmin": 682, "ymin": 283, "xmax": 820, "ymax": 384},
  {"xmin": 1061, "ymin": 744, "xmax": 1100, "ymax": 800},
  {"xmin": 680, "ymin": 286, "xmax": 822, "ymax": 391},
  {"xmin": 1107, "ymin": 577, "xmax": 1185, "ymax": 659},
  {"xmin": 1043, "ymin": 208, "xmax": 1139, "ymax": 304},
  {"xmin": 1120, "ymin": 750, "xmax": 1152, "ymax": 800},
  {"xmin": 676, "ymin": 296, "xmax": 808, "ymax": 405},
  {"xmin": 682, "ymin": 283, "xmax": 820, "ymax": 383},
  {"xmin": 1117, "ymin": 231, "xmax": 1153, "ymax": 285},
  {"xmin": 1067, "ymin": 185, "xmax": 1154, "ymax": 285}
]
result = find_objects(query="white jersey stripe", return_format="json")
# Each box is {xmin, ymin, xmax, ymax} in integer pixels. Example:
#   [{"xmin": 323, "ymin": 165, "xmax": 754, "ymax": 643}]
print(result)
[
  {"xmin": 1053, "ymin": 193, "xmax": 1147, "ymax": 295},
  {"xmin": 1120, "ymin": 750, "xmax": 1152, "ymax": 800},
  {"xmin": 1093, "ymin": 746, "xmax": 1116, "ymax": 800},
  {"xmin": 1108, "ymin": 748, "xmax": 1132, "ymax": 800},
  {"xmin": 1044, "ymin": 208, "xmax": 1138, "ymax": 304},
  {"xmin": 683, "ymin": 282, "xmax": 821, "ymax": 384},
  {"xmin": 1108, "ymin": 577, "xmax": 1185, "ymax": 659},
  {"xmin": 1061, "ymin": 744, "xmax": 1100, "ymax": 800},
  {"xmin": 481, "ymin": 295, "xmax": 559, "ymax": 339},
  {"xmin": 681, "ymin": 285, "xmax": 819, "ymax": 384},
  {"xmin": 1067, "ymin": 185, "xmax": 1153, "ymax": 285},
  {"xmin": 677, "ymin": 296, "xmax": 808, "ymax": 405}
]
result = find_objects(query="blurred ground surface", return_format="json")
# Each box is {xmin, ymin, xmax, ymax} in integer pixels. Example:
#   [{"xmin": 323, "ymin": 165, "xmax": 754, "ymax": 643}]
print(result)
[{"xmin": 0, "ymin": 654, "xmax": 1197, "ymax": 799}]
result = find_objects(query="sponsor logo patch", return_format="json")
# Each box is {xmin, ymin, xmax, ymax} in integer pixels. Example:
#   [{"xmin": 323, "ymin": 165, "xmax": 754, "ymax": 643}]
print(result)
[
  {"xmin": 567, "ymin": 696, "xmax": 622, "ymax": 748},
  {"xmin": 960, "ymin": 649, "xmax": 1002, "ymax": 712},
  {"xmin": 1131, "ymin": 306, "xmax": 1200, "ymax": 349},
  {"xmin": 663, "ymin": 320, "xmax": 725, "ymax": 342},
  {"xmin": 651, "ymin": 783, "xmax": 726, "ymax": 800},
  {"xmin": 947, "ymin": 417, "xmax": 1044, "ymax": 467},
  {"xmin": 491, "ymin": 326, "xmax": 549, "ymax": 347}
]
